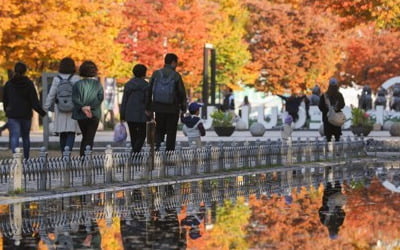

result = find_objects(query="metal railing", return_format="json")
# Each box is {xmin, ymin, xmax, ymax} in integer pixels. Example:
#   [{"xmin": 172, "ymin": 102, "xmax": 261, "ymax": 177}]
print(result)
[{"xmin": 0, "ymin": 136, "xmax": 374, "ymax": 193}]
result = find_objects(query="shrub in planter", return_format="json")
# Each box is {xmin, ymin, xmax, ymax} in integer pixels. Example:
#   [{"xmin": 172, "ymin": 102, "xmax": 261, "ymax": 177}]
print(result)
[
  {"xmin": 211, "ymin": 110, "xmax": 235, "ymax": 136},
  {"xmin": 350, "ymin": 108, "xmax": 373, "ymax": 136}
]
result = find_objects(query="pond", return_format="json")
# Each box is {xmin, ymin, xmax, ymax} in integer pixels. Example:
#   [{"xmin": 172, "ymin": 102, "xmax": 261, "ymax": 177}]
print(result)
[{"xmin": 0, "ymin": 163, "xmax": 399, "ymax": 249}]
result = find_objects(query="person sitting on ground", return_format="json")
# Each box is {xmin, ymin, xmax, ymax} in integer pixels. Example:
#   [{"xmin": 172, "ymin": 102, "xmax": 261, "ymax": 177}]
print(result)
[{"xmin": 181, "ymin": 102, "xmax": 206, "ymax": 147}]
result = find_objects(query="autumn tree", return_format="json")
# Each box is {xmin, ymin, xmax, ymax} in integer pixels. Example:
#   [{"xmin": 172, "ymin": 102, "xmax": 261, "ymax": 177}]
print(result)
[
  {"xmin": 0, "ymin": 0, "xmax": 126, "ymax": 78},
  {"xmin": 119, "ymin": 0, "xmax": 208, "ymax": 91},
  {"xmin": 336, "ymin": 25, "xmax": 400, "ymax": 89},
  {"xmin": 306, "ymin": 0, "xmax": 400, "ymax": 30},
  {"xmin": 206, "ymin": 0, "xmax": 255, "ymax": 89}
]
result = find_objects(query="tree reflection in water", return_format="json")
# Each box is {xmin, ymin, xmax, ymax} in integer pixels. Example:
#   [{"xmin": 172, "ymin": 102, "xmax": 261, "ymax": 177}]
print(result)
[{"xmin": 0, "ymin": 165, "xmax": 400, "ymax": 249}]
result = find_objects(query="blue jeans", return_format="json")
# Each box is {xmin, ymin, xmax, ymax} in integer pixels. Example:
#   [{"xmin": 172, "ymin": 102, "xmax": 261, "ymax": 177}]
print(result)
[
  {"xmin": 8, "ymin": 118, "xmax": 32, "ymax": 159},
  {"xmin": 60, "ymin": 132, "xmax": 75, "ymax": 152}
]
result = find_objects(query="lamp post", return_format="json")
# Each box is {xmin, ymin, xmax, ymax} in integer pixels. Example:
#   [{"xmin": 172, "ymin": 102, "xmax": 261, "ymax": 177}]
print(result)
[{"xmin": 202, "ymin": 43, "xmax": 216, "ymax": 118}]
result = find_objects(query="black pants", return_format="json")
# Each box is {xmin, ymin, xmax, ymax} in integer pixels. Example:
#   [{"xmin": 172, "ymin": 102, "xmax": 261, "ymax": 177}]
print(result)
[
  {"xmin": 127, "ymin": 122, "xmax": 146, "ymax": 153},
  {"xmin": 78, "ymin": 118, "xmax": 99, "ymax": 156},
  {"xmin": 155, "ymin": 112, "xmax": 179, "ymax": 151},
  {"xmin": 324, "ymin": 121, "xmax": 341, "ymax": 142}
]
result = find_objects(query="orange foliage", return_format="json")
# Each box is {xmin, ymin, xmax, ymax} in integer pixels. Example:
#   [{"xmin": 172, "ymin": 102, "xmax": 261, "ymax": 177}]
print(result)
[
  {"xmin": 337, "ymin": 25, "xmax": 400, "ymax": 90},
  {"xmin": 246, "ymin": 0, "xmax": 342, "ymax": 94},
  {"xmin": 119, "ymin": 0, "xmax": 208, "ymax": 88}
]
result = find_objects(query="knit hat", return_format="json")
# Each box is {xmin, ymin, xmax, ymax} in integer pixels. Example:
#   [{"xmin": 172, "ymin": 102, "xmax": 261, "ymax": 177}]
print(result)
[
  {"xmin": 329, "ymin": 77, "xmax": 338, "ymax": 86},
  {"xmin": 188, "ymin": 102, "xmax": 203, "ymax": 113}
]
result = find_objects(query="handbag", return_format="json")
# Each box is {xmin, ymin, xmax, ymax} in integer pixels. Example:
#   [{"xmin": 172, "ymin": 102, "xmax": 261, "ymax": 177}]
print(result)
[
  {"xmin": 325, "ymin": 94, "xmax": 346, "ymax": 127},
  {"xmin": 113, "ymin": 122, "xmax": 128, "ymax": 143}
]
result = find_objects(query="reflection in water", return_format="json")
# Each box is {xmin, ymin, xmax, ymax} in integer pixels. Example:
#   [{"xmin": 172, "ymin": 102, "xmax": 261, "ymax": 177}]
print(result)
[
  {"xmin": 318, "ymin": 181, "xmax": 346, "ymax": 239},
  {"xmin": 0, "ymin": 164, "xmax": 399, "ymax": 249}
]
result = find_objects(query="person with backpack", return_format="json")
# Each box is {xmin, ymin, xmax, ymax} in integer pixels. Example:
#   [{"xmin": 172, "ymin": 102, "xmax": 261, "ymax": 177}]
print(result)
[
  {"xmin": 147, "ymin": 53, "xmax": 187, "ymax": 151},
  {"xmin": 72, "ymin": 61, "xmax": 104, "ymax": 157},
  {"xmin": 120, "ymin": 64, "xmax": 150, "ymax": 153},
  {"xmin": 43, "ymin": 57, "xmax": 81, "ymax": 153},
  {"xmin": 3, "ymin": 62, "xmax": 46, "ymax": 159}
]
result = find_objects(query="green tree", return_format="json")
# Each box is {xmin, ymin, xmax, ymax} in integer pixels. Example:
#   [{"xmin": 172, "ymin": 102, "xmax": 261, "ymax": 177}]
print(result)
[{"xmin": 207, "ymin": 0, "xmax": 254, "ymax": 89}]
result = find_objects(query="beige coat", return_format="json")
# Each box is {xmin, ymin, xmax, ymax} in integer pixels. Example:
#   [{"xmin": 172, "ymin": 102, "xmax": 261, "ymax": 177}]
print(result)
[{"xmin": 43, "ymin": 74, "xmax": 81, "ymax": 134}]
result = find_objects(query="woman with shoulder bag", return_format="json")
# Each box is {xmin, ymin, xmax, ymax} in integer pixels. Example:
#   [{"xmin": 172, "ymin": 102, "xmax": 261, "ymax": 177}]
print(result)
[
  {"xmin": 319, "ymin": 78, "xmax": 345, "ymax": 142},
  {"xmin": 43, "ymin": 57, "xmax": 81, "ymax": 153}
]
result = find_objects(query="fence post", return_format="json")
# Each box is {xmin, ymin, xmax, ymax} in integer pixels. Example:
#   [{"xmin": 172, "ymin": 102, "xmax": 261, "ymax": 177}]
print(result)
[
  {"xmin": 190, "ymin": 142, "xmax": 198, "ymax": 175},
  {"xmin": 296, "ymin": 137, "xmax": 302, "ymax": 163},
  {"xmin": 124, "ymin": 143, "xmax": 132, "ymax": 182},
  {"xmin": 104, "ymin": 145, "xmax": 113, "ymax": 184},
  {"xmin": 286, "ymin": 137, "xmax": 293, "ymax": 165},
  {"xmin": 265, "ymin": 139, "xmax": 272, "ymax": 167},
  {"xmin": 276, "ymin": 139, "xmax": 282, "ymax": 166},
  {"xmin": 314, "ymin": 137, "xmax": 320, "ymax": 162},
  {"xmin": 231, "ymin": 142, "xmax": 239, "ymax": 170},
  {"xmin": 255, "ymin": 140, "xmax": 261, "ymax": 167},
  {"xmin": 39, "ymin": 147, "xmax": 48, "ymax": 191},
  {"xmin": 218, "ymin": 141, "xmax": 225, "ymax": 171},
  {"xmin": 175, "ymin": 142, "xmax": 183, "ymax": 176},
  {"xmin": 10, "ymin": 148, "xmax": 23, "ymax": 193},
  {"xmin": 84, "ymin": 145, "xmax": 93, "ymax": 186},
  {"xmin": 243, "ymin": 141, "xmax": 250, "ymax": 168},
  {"xmin": 305, "ymin": 137, "xmax": 311, "ymax": 162},
  {"xmin": 63, "ymin": 146, "xmax": 72, "ymax": 188},
  {"xmin": 205, "ymin": 142, "xmax": 212, "ymax": 173},
  {"xmin": 159, "ymin": 143, "xmax": 166, "ymax": 178},
  {"xmin": 323, "ymin": 138, "xmax": 329, "ymax": 160},
  {"xmin": 346, "ymin": 136, "xmax": 352, "ymax": 164}
]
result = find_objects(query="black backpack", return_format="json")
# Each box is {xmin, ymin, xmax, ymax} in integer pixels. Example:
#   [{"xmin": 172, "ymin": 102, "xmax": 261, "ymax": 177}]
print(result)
[
  {"xmin": 152, "ymin": 70, "xmax": 176, "ymax": 104},
  {"xmin": 56, "ymin": 74, "xmax": 74, "ymax": 112}
]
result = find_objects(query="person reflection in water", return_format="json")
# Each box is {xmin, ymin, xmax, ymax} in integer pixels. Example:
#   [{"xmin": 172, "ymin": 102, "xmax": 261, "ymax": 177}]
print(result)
[{"xmin": 318, "ymin": 181, "xmax": 347, "ymax": 239}]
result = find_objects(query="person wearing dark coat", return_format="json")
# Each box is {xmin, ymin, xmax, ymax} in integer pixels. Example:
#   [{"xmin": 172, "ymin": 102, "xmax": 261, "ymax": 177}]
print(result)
[
  {"xmin": 3, "ymin": 62, "xmax": 46, "ymax": 159},
  {"xmin": 278, "ymin": 94, "xmax": 307, "ymax": 122},
  {"xmin": 120, "ymin": 64, "xmax": 150, "ymax": 153},
  {"xmin": 318, "ymin": 78, "xmax": 345, "ymax": 142},
  {"xmin": 147, "ymin": 53, "xmax": 187, "ymax": 151}
]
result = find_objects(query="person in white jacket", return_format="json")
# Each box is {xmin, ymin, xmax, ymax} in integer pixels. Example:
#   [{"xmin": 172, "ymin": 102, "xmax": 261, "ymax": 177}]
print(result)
[{"xmin": 43, "ymin": 57, "xmax": 81, "ymax": 152}]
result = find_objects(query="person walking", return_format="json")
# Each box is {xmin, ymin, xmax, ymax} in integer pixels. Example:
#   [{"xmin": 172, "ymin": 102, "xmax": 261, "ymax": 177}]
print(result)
[
  {"xmin": 318, "ymin": 78, "xmax": 345, "ymax": 142},
  {"xmin": 277, "ymin": 93, "xmax": 307, "ymax": 123},
  {"xmin": 43, "ymin": 57, "xmax": 81, "ymax": 153},
  {"xmin": 120, "ymin": 64, "xmax": 150, "ymax": 153},
  {"xmin": 72, "ymin": 61, "xmax": 104, "ymax": 156},
  {"xmin": 147, "ymin": 53, "xmax": 187, "ymax": 151},
  {"xmin": 3, "ymin": 62, "xmax": 46, "ymax": 159}
]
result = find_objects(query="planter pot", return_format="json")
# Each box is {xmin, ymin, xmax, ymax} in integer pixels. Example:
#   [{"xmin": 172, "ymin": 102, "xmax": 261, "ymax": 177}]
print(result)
[
  {"xmin": 389, "ymin": 122, "xmax": 400, "ymax": 136},
  {"xmin": 214, "ymin": 126, "xmax": 235, "ymax": 136},
  {"xmin": 250, "ymin": 122, "xmax": 266, "ymax": 137},
  {"xmin": 350, "ymin": 125, "xmax": 373, "ymax": 137}
]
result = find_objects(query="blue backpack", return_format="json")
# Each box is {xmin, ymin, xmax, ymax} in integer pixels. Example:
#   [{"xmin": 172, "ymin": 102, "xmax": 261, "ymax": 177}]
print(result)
[{"xmin": 152, "ymin": 70, "xmax": 176, "ymax": 104}]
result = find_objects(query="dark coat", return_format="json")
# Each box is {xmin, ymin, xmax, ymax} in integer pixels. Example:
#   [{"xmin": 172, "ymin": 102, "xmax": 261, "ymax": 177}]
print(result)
[
  {"xmin": 120, "ymin": 77, "xmax": 149, "ymax": 123},
  {"xmin": 147, "ymin": 64, "xmax": 187, "ymax": 114},
  {"xmin": 72, "ymin": 78, "xmax": 104, "ymax": 120},
  {"xmin": 318, "ymin": 93, "xmax": 345, "ymax": 124},
  {"xmin": 3, "ymin": 76, "xmax": 46, "ymax": 119},
  {"xmin": 319, "ymin": 92, "xmax": 345, "ymax": 141}
]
